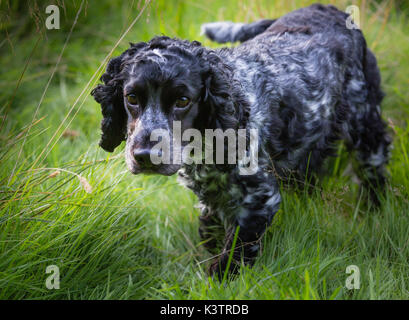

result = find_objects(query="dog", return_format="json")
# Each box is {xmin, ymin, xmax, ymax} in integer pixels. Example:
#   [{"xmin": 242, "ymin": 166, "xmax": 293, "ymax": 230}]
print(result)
[{"xmin": 91, "ymin": 4, "xmax": 391, "ymax": 279}]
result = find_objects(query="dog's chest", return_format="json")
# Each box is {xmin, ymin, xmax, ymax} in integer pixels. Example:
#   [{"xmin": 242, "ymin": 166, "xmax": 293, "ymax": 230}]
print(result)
[{"xmin": 177, "ymin": 165, "xmax": 243, "ymax": 222}]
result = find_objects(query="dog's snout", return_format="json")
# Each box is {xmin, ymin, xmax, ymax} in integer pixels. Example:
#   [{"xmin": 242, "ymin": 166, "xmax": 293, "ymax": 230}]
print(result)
[{"xmin": 133, "ymin": 149, "xmax": 153, "ymax": 167}]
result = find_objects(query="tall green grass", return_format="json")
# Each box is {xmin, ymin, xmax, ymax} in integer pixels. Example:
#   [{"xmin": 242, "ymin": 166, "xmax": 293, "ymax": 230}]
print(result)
[{"xmin": 0, "ymin": 0, "xmax": 408, "ymax": 299}]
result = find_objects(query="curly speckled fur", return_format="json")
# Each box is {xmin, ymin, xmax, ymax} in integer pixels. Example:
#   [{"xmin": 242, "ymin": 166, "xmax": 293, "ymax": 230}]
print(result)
[{"xmin": 91, "ymin": 4, "xmax": 391, "ymax": 279}]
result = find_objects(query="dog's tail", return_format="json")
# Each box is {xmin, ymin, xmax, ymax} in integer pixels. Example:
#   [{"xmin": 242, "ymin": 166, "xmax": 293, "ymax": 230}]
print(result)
[{"xmin": 200, "ymin": 19, "xmax": 275, "ymax": 43}]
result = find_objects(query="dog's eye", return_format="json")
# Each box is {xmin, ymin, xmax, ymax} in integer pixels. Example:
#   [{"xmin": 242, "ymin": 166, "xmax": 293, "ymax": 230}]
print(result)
[
  {"xmin": 126, "ymin": 94, "xmax": 138, "ymax": 105},
  {"xmin": 175, "ymin": 96, "xmax": 190, "ymax": 108}
]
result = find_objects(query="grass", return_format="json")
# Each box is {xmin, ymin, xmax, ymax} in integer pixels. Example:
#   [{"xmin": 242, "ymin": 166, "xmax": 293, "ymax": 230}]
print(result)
[{"xmin": 0, "ymin": 0, "xmax": 409, "ymax": 299}]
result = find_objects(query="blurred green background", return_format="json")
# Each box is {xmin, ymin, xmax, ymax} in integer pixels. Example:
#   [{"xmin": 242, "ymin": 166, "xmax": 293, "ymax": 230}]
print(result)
[{"xmin": 0, "ymin": 0, "xmax": 408, "ymax": 299}]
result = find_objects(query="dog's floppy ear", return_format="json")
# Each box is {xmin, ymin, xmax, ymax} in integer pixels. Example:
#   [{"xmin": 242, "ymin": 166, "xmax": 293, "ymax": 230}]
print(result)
[
  {"xmin": 91, "ymin": 43, "xmax": 146, "ymax": 152},
  {"xmin": 200, "ymin": 50, "xmax": 242, "ymax": 131},
  {"xmin": 91, "ymin": 55, "xmax": 126, "ymax": 152}
]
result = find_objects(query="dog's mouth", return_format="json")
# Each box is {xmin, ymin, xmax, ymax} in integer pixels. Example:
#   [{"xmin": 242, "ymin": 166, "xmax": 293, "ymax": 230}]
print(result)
[{"xmin": 127, "ymin": 160, "xmax": 181, "ymax": 176}]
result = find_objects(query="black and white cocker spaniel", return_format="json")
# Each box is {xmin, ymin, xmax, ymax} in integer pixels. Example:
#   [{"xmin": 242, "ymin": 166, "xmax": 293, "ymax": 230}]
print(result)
[{"xmin": 91, "ymin": 4, "xmax": 391, "ymax": 278}]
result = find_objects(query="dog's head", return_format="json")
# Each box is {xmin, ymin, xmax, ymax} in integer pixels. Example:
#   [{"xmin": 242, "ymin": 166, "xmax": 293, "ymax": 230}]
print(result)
[{"xmin": 91, "ymin": 36, "xmax": 241, "ymax": 175}]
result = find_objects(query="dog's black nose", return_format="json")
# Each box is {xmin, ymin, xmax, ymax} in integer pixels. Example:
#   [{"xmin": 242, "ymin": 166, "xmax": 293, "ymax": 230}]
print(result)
[{"xmin": 133, "ymin": 149, "xmax": 154, "ymax": 168}]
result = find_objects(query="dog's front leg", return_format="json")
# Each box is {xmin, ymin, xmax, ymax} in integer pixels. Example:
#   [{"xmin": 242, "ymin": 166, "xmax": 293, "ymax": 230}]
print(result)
[
  {"xmin": 209, "ymin": 172, "xmax": 281, "ymax": 279},
  {"xmin": 198, "ymin": 206, "xmax": 224, "ymax": 254}
]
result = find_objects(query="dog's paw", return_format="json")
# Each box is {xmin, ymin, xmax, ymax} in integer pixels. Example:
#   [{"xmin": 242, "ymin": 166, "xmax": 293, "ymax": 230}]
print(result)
[
  {"xmin": 208, "ymin": 254, "xmax": 240, "ymax": 281},
  {"xmin": 358, "ymin": 181, "xmax": 385, "ymax": 210}
]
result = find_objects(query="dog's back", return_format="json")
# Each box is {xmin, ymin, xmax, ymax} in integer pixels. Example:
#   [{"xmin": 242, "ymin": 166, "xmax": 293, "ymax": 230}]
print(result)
[
  {"xmin": 202, "ymin": 4, "xmax": 388, "ymax": 180},
  {"xmin": 202, "ymin": 4, "xmax": 353, "ymax": 44}
]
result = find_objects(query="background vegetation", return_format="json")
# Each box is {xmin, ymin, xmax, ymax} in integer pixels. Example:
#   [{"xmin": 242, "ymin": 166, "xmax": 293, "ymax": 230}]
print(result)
[{"xmin": 0, "ymin": 0, "xmax": 408, "ymax": 299}]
